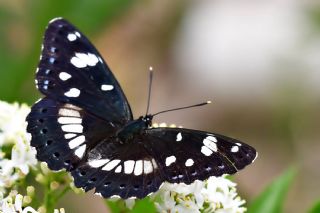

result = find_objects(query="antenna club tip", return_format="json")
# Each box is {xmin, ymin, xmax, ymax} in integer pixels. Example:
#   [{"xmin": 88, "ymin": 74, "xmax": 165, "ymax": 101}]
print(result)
[
  {"xmin": 206, "ymin": 100, "xmax": 212, "ymax": 104},
  {"xmin": 149, "ymin": 66, "xmax": 153, "ymax": 71}
]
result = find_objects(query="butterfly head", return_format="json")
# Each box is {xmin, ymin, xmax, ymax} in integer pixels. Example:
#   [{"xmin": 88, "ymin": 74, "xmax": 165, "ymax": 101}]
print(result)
[{"xmin": 142, "ymin": 114, "xmax": 153, "ymax": 127}]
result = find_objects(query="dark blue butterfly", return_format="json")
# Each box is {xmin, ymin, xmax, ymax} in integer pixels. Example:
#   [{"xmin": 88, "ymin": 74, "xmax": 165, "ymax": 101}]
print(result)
[{"xmin": 26, "ymin": 18, "xmax": 257, "ymax": 199}]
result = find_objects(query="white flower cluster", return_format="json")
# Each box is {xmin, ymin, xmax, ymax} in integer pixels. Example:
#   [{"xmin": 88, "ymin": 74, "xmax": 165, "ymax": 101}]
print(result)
[
  {"xmin": 0, "ymin": 190, "xmax": 37, "ymax": 213},
  {"xmin": 0, "ymin": 189, "xmax": 65, "ymax": 213},
  {"xmin": 0, "ymin": 101, "xmax": 69, "ymax": 213},
  {"xmin": 0, "ymin": 101, "xmax": 37, "ymax": 193},
  {"xmin": 155, "ymin": 176, "xmax": 246, "ymax": 213}
]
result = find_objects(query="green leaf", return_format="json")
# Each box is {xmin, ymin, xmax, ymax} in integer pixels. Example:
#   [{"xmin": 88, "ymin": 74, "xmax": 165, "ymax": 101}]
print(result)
[
  {"xmin": 247, "ymin": 167, "xmax": 296, "ymax": 213},
  {"xmin": 308, "ymin": 200, "xmax": 320, "ymax": 213},
  {"xmin": 105, "ymin": 200, "xmax": 124, "ymax": 213},
  {"xmin": 131, "ymin": 198, "xmax": 156, "ymax": 213},
  {"xmin": 105, "ymin": 197, "xmax": 156, "ymax": 213}
]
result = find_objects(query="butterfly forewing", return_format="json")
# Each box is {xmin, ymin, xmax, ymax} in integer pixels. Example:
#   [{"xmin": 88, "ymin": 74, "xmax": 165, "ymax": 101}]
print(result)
[{"xmin": 36, "ymin": 18, "xmax": 132, "ymax": 122}]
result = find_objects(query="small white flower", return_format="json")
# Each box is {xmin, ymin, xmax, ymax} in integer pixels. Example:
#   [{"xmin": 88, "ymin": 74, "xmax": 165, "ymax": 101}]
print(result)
[
  {"xmin": 10, "ymin": 136, "xmax": 37, "ymax": 175},
  {"xmin": 0, "ymin": 192, "xmax": 38, "ymax": 213},
  {"xmin": 0, "ymin": 101, "xmax": 37, "ymax": 193},
  {"xmin": 0, "ymin": 101, "xmax": 30, "ymax": 146},
  {"xmin": 53, "ymin": 208, "xmax": 66, "ymax": 213},
  {"xmin": 0, "ymin": 191, "xmax": 66, "ymax": 213},
  {"xmin": 155, "ymin": 176, "xmax": 246, "ymax": 213}
]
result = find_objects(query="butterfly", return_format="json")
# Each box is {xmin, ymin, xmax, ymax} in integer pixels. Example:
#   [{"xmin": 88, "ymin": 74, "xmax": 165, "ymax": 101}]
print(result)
[{"xmin": 26, "ymin": 18, "xmax": 257, "ymax": 199}]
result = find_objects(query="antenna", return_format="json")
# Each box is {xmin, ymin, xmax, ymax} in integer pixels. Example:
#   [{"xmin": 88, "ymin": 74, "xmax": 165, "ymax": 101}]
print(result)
[
  {"xmin": 152, "ymin": 101, "xmax": 212, "ymax": 117},
  {"xmin": 145, "ymin": 66, "xmax": 154, "ymax": 116}
]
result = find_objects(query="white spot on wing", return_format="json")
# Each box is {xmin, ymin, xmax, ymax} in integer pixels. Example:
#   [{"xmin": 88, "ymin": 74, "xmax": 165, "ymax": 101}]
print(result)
[
  {"xmin": 64, "ymin": 133, "xmax": 76, "ymax": 139},
  {"xmin": 58, "ymin": 117, "xmax": 82, "ymax": 124},
  {"xmin": 75, "ymin": 31, "xmax": 81, "ymax": 37},
  {"xmin": 88, "ymin": 159, "xmax": 110, "ymax": 168},
  {"xmin": 124, "ymin": 160, "xmax": 135, "ymax": 174},
  {"xmin": 64, "ymin": 88, "xmax": 80, "ymax": 97},
  {"xmin": 207, "ymin": 135, "xmax": 217, "ymax": 142},
  {"xmin": 165, "ymin": 156, "xmax": 176, "ymax": 167},
  {"xmin": 185, "ymin": 159, "xmax": 194, "ymax": 167},
  {"xmin": 59, "ymin": 72, "xmax": 72, "ymax": 81},
  {"xmin": 70, "ymin": 52, "xmax": 99, "ymax": 68},
  {"xmin": 203, "ymin": 136, "xmax": 218, "ymax": 152},
  {"xmin": 87, "ymin": 53, "xmax": 99, "ymax": 66},
  {"xmin": 201, "ymin": 146, "xmax": 213, "ymax": 156},
  {"xmin": 176, "ymin": 132, "xmax": 182, "ymax": 142},
  {"xmin": 70, "ymin": 55, "xmax": 86, "ymax": 68},
  {"xmin": 231, "ymin": 146, "xmax": 239, "ymax": 153},
  {"xmin": 151, "ymin": 159, "xmax": 158, "ymax": 169},
  {"xmin": 59, "ymin": 108, "xmax": 80, "ymax": 117},
  {"xmin": 101, "ymin": 84, "xmax": 114, "ymax": 91},
  {"xmin": 143, "ymin": 160, "xmax": 153, "ymax": 174},
  {"xmin": 63, "ymin": 104, "xmax": 82, "ymax": 110},
  {"xmin": 134, "ymin": 160, "xmax": 143, "ymax": 176},
  {"xmin": 68, "ymin": 135, "xmax": 85, "ymax": 149},
  {"xmin": 115, "ymin": 165, "xmax": 122, "ymax": 173},
  {"xmin": 61, "ymin": 124, "xmax": 83, "ymax": 133},
  {"xmin": 74, "ymin": 144, "xmax": 86, "ymax": 158},
  {"xmin": 67, "ymin": 33, "xmax": 77, "ymax": 41},
  {"xmin": 102, "ymin": 159, "xmax": 121, "ymax": 171},
  {"xmin": 236, "ymin": 142, "xmax": 242, "ymax": 146}
]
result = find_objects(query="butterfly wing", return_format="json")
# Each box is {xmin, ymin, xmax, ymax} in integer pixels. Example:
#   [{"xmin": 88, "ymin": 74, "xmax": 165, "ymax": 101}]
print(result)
[
  {"xmin": 27, "ymin": 18, "xmax": 133, "ymax": 171},
  {"xmin": 26, "ymin": 98, "xmax": 119, "ymax": 171},
  {"xmin": 143, "ymin": 128, "xmax": 257, "ymax": 184},
  {"xmin": 66, "ymin": 127, "xmax": 257, "ymax": 199},
  {"xmin": 70, "ymin": 137, "xmax": 163, "ymax": 199},
  {"xmin": 35, "ymin": 18, "xmax": 132, "ymax": 122}
]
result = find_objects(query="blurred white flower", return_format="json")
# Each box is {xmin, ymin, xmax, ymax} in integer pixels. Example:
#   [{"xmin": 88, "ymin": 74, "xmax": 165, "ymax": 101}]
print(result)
[
  {"xmin": 0, "ymin": 101, "xmax": 30, "ymax": 146},
  {"xmin": 53, "ymin": 208, "xmax": 66, "ymax": 213},
  {"xmin": 0, "ymin": 191, "xmax": 38, "ymax": 213},
  {"xmin": 0, "ymin": 101, "xmax": 37, "ymax": 193},
  {"xmin": 0, "ymin": 190, "xmax": 66, "ymax": 213},
  {"xmin": 173, "ymin": 0, "xmax": 320, "ymax": 100},
  {"xmin": 155, "ymin": 176, "xmax": 246, "ymax": 213}
]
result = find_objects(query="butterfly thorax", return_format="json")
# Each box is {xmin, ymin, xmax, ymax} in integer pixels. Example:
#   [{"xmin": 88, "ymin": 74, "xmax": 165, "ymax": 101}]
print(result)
[{"xmin": 116, "ymin": 115, "xmax": 153, "ymax": 142}]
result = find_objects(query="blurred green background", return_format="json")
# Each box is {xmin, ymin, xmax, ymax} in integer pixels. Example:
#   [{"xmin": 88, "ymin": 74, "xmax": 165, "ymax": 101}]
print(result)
[{"xmin": 1, "ymin": 0, "xmax": 320, "ymax": 212}]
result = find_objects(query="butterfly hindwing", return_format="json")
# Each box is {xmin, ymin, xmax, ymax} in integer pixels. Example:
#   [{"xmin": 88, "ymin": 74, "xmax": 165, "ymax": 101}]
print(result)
[
  {"xmin": 36, "ymin": 18, "xmax": 132, "ymax": 122},
  {"xmin": 26, "ymin": 98, "xmax": 119, "ymax": 171},
  {"xmin": 67, "ymin": 127, "xmax": 257, "ymax": 198},
  {"xmin": 143, "ymin": 128, "xmax": 257, "ymax": 184},
  {"xmin": 71, "ymin": 139, "xmax": 163, "ymax": 199}
]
